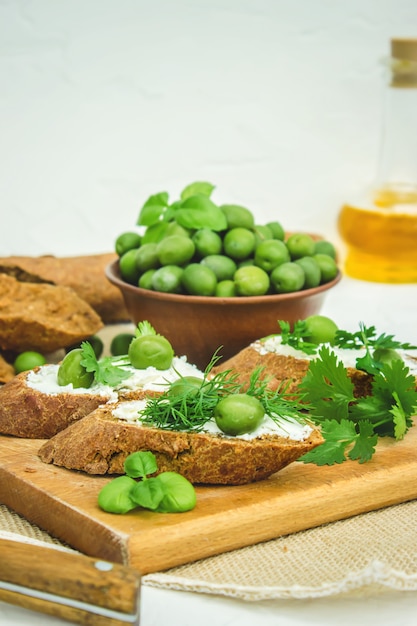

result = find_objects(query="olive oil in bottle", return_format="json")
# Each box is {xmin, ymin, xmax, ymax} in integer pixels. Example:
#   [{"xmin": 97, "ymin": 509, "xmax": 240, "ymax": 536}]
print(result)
[{"xmin": 338, "ymin": 38, "xmax": 417, "ymax": 283}]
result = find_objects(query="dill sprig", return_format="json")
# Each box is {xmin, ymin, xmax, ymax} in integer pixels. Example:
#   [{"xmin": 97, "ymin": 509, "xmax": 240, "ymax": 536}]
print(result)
[
  {"xmin": 139, "ymin": 360, "xmax": 309, "ymax": 432},
  {"xmin": 139, "ymin": 366, "xmax": 241, "ymax": 431},
  {"xmin": 245, "ymin": 366, "xmax": 311, "ymax": 425}
]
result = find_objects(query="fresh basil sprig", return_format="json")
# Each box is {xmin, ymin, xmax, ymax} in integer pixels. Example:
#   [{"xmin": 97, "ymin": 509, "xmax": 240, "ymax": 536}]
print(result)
[
  {"xmin": 98, "ymin": 451, "xmax": 196, "ymax": 514},
  {"xmin": 136, "ymin": 180, "xmax": 227, "ymax": 232}
]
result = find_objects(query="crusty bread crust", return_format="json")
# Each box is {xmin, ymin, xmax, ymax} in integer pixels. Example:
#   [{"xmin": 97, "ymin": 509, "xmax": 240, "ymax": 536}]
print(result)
[
  {"xmin": 0, "ymin": 253, "xmax": 129, "ymax": 324},
  {"xmin": 0, "ymin": 369, "xmax": 112, "ymax": 439},
  {"xmin": 37, "ymin": 404, "xmax": 323, "ymax": 485},
  {"xmin": 211, "ymin": 345, "xmax": 374, "ymax": 398},
  {"xmin": 0, "ymin": 273, "xmax": 103, "ymax": 353},
  {"xmin": 0, "ymin": 354, "xmax": 15, "ymax": 384},
  {"xmin": 0, "ymin": 365, "xmax": 168, "ymax": 439}
]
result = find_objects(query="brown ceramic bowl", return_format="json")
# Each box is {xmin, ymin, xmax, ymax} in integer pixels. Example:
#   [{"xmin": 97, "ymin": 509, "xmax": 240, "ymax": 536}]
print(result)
[{"xmin": 106, "ymin": 260, "xmax": 342, "ymax": 370}]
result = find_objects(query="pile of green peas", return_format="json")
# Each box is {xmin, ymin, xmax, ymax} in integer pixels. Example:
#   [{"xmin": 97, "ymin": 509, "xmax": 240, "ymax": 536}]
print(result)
[{"xmin": 115, "ymin": 204, "xmax": 339, "ymax": 297}]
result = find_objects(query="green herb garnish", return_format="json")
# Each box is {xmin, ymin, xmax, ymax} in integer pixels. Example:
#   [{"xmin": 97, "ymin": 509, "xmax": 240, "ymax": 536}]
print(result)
[
  {"xmin": 334, "ymin": 324, "xmax": 417, "ymax": 351},
  {"xmin": 98, "ymin": 451, "xmax": 196, "ymax": 514},
  {"xmin": 136, "ymin": 181, "xmax": 227, "ymax": 233},
  {"xmin": 139, "ymin": 350, "xmax": 310, "ymax": 433},
  {"xmin": 277, "ymin": 320, "xmax": 417, "ymax": 377},
  {"xmin": 139, "ymin": 353, "xmax": 241, "ymax": 431},
  {"xmin": 79, "ymin": 341, "xmax": 132, "ymax": 386},
  {"xmin": 299, "ymin": 346, "xmax": 417, "ymax": 465},
  {"xmin": 334, "ymin": 323, "xmax": 417, "ymax": 375},
  {"xmin": 277, "ymin": 320, "xmax": 319, "ymax": 355}
]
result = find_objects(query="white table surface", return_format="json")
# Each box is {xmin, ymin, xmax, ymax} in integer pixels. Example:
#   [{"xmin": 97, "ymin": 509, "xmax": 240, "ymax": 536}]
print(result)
[{"xmin": 1, "ymin": 275, "xmax": 417, "ymax": 626}]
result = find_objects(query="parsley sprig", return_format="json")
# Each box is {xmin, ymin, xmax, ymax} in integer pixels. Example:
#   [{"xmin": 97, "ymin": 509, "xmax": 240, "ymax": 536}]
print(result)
[
  {"xmin": 277, "ymin": 320, "xmax": 417, "ymax": 377},
  {"xmin": 335, "ymin": 323, "xmax": 417, "ymax": 375},
  {"xmin": 334, "ymin": 324, "xmax": 417, "ymax": 352},
  {"xmin": 275, "ymin": 320, "xmax": 318, "ymax": 355},
  {"xmin": 80, "ymin": 341, "xmax": 132, "ymax": 387},
  {"xmin": 298, "ymin": 346, "xmax": 417, "ymax": 465}
]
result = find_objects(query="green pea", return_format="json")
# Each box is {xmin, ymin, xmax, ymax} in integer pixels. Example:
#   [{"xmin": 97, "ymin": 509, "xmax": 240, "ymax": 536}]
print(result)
[
  {"xmin": 373, "ymin": 348, "xmax": 403, "ymax": 365},
  {"xmin": 214, "ymin": 393, "xmax": 265, "ymax": 436},
  {"xmin": 110, "ymin": 333, "xmax": 136, "ymax": 356},
  {"xmin": 128, "ymin": 335, "xmax": 174, "ymax": 370},
  {"xmin": 167, "ymin": 376, "xmax": 205, "ymax": 398},
  {"xmin": 13, "ymin": 351, "xmax": 46, "ymax": 373},
  {"xmin": 57, "ymin": 348, "xmax": 94, "ymax": 388},
  {"xmin": 98, "ymin": 476, "xmax": 138, "ymax": 514}
]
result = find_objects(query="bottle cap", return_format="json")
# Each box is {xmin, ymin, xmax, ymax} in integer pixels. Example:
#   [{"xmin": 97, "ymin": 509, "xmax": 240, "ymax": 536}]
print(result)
[
  {"xmin": 390, "ymin": 38, "xmax": 417, "ymax": 87},
  {"xmin": 391, "ymin": 38, "xmax": 417, "ymax": 62}
]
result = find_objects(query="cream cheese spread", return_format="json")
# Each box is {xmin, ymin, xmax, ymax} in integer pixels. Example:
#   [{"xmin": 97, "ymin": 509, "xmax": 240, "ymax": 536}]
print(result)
[
  {"xmin": 25, "ymin": 356, "xmax": 204, "ymax": 398},
  {"xmin": 252, "ymin": 335, "xmax": 417, "ymax": 375},
  {"xmin": 111, "ymin": 399, "xmax": 313, "ymax": 442}
]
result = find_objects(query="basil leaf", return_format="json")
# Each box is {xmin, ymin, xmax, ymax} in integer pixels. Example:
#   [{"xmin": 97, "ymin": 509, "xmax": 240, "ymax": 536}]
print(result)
[
  {"xmin": 141, "ymin": 221, "xmax": 170, "ymax": 244},
  {"xmin": 180, "ymin": 181, "xmax": 215, "ymax": 200},
  {"xmin": 131, "ymin": 477, "xmax": 165, "ymax": 510},
  {"xmin": 97, "ymin": 476, "xmax": 138, "ymax": 514},
  {"xmin": 137, "ymin": 204, "xmax": 166, "ymax": 226},
  {"xmin": 137, "ymin": 192, "xmax": 170, "ymax": 226},
  {"xmin": 175, "ymin": 195, "xmax": 228, "ymax": 231},
  {"xmin": 124, "ymin": 451, "xmax": 158, "ymax": 479},
  {"xmin": 155, "ymin": 472, "xmax": 197, "ymax": 512}
]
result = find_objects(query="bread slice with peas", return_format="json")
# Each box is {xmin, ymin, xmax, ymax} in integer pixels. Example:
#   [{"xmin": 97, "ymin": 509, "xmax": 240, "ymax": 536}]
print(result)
[
  {"xmin": 37, "ymin": 399, "xmax": 323, "ymax": 485},
  {"xmin": 211, "ymin": 341, "xmax": 375, "ymax": 399},
  {"xmin": 0, "ymin": 355, "xmax": 203, "ymax": 439},
  {"xmin": 211, "ymin": 318, "xmax": 417, "ymax": 399},
  {"xmin": 0, "ymin": 367, "xmax": 115, "ymax": 439}
]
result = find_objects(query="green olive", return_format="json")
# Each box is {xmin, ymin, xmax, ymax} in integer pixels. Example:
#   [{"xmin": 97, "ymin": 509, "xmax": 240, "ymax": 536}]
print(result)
[
  {"xmin": 214, "ymin": 393, "xmax": 265, "ymax": 436},
  {"xmin": 303, "ymin": 315, "xmax": 339, "ymax": 345},
  {"xmin": 57, "ymin": 348, "xmax": 94, "ymax": 388}
]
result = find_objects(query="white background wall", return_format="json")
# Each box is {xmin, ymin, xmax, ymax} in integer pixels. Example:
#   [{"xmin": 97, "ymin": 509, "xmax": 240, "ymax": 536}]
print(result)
[{"xmin": 1, "ymin": 0, "xmax": 416, "ymax": 257}]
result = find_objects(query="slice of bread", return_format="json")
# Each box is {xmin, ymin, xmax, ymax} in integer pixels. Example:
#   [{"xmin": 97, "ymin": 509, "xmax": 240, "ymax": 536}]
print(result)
[
  {"xmin": 37, "ymin": 402, "xmax": 323, "ymax": 485},
  {"xmin": 0, "ymin": 273, "xmax": 103, "ymax": 354},
  {"xmin": 0, "ymin": 369, "xmax": 113, "ymax": 439},
  {"xmin": 211, "ymin": 341, "xmax": 375, "ymax": 398},
  {"xmin": 0, "ymin": 357, "xmax": 205, "ymax": 439},
  {"xmin": 0, "ymin": 253, "xmax": 129, "ymax": 324}
]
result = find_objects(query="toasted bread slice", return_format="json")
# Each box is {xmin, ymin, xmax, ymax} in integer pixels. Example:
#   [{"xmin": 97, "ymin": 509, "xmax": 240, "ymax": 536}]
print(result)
[
  {"xmin": 211, "ymin": 342, "xmax": 376, "ymax": 398},
  {"xmin": 37, "ymin": 401, "xmax": 323, "ymax": 485},
  {"xmin": 0, "ymin": 357, "xmax": 205, "ymax": 439},
  {"xmin": 0, "ymin": 368, "xmax": 113, "ymax": 439},
  {"xmin": 0, "ymin": 253, "xmax": 129, "ymax": 324},
  {"xmin": 0, "ymin": 273, "xmax": 103, "ymax": 354}
]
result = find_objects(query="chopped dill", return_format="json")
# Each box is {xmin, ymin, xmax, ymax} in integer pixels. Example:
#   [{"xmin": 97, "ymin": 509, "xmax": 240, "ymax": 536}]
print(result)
[{"xmin": 138, "ymin": 356, "xmax": 310, "ymax": 432}]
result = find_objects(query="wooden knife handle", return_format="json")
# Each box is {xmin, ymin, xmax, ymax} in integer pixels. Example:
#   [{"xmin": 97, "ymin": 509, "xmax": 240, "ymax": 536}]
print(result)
[{"xmin": 0, "ymin": 537, "xmax": 140, "ymax": 625}]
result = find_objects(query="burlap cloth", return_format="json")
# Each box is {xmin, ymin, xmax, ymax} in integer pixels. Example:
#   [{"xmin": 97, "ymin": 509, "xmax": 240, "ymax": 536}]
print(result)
[{"xmin": 2, "ymin": 499, "xmax": 417, "ymax": 601}]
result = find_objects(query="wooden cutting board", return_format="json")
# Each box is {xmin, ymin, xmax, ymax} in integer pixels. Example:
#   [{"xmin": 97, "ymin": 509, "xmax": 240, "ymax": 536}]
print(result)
[{"xmin": 1, "ymin": 429, "xmax": 417, "ymax": 575}]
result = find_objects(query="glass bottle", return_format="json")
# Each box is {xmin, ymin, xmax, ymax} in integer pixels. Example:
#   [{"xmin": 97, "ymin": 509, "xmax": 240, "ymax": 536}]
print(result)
[{"xmin": 338, "ymin": 38, "xmax": 417, "ymax": 283}]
